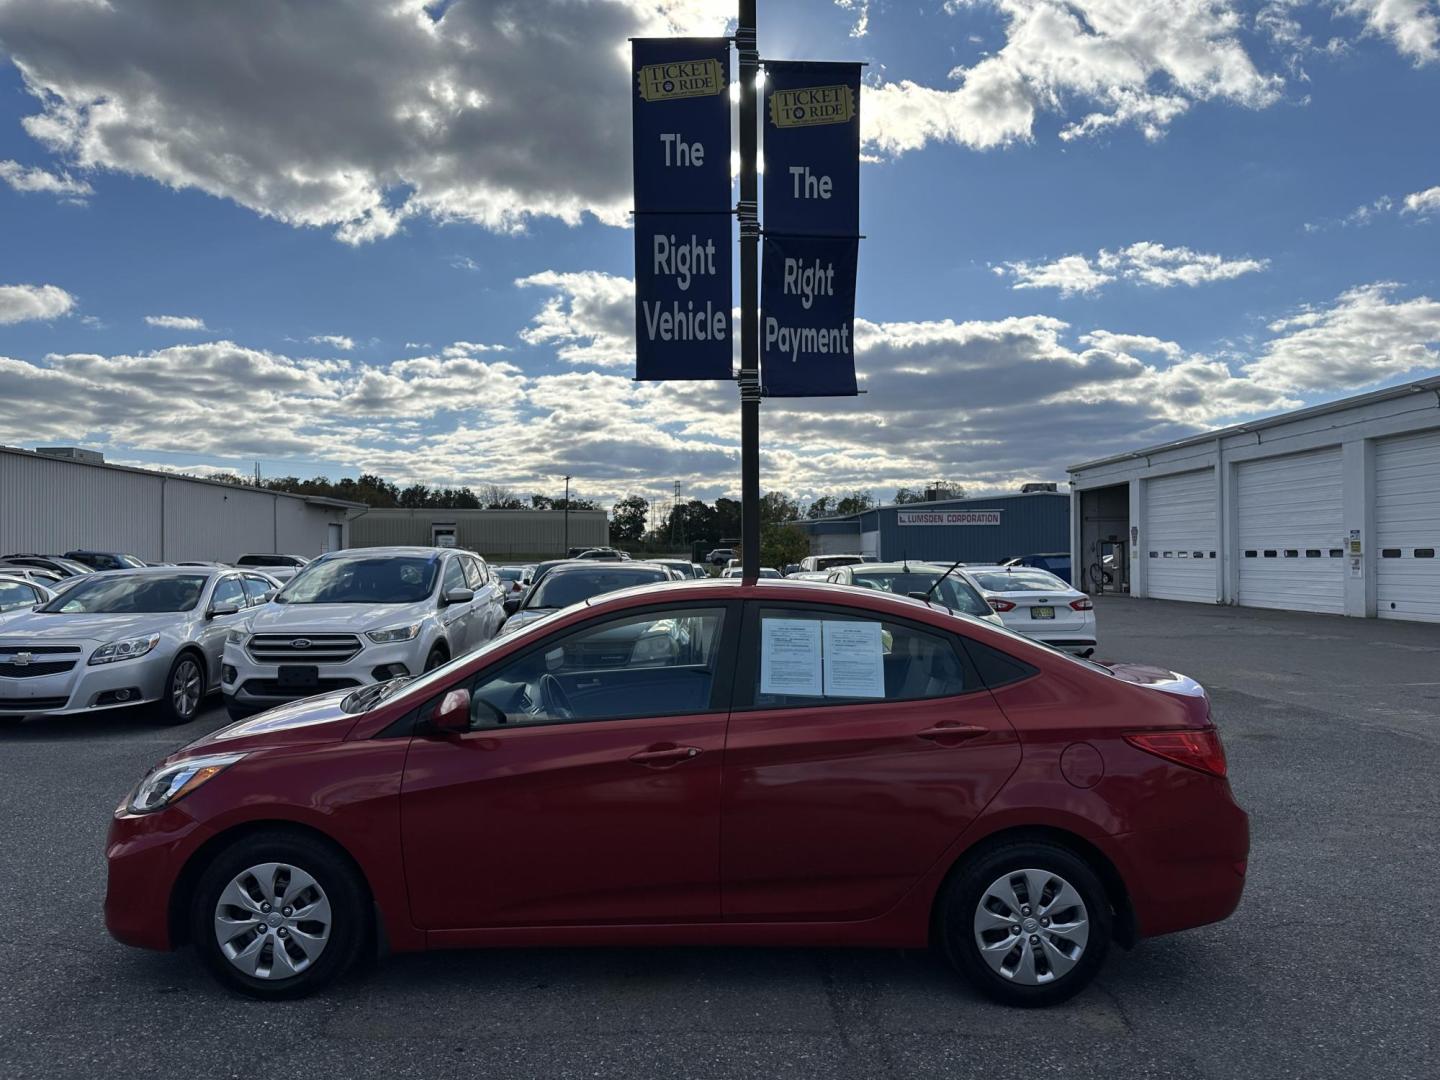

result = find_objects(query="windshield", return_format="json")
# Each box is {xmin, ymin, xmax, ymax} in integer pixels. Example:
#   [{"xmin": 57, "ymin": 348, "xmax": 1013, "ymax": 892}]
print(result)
[
  {"xmin": 816, "ymin": 556, "xmax": 863, "ymax": 569},
  {"xmin": 39, "ymin": 573, "xmax": 208, "ymax": 613},
  {"xmin": 278, "ymin": 556, "xmax": 438, "ymax": 604},
  {"xmin": 526, "ymin": 568, "xmax": 667, "ymax": 609},
  {"xmin": 497, "ymin": 567, "xmax": 523, "ymax": 581},
  {"xmin": 968, "ymin": 569, "xmax": 1069, "ymax": 593},
  {"xmin": 851, "ymin": 571, "xmax": 993, "ymax": 617}
]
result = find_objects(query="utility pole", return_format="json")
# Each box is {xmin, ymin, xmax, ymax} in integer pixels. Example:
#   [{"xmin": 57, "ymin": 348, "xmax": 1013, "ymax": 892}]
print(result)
[
  {"xmin": 563, "ymin": 474, "xmax": 571, "ymax": 554},
  {"xmin": 737, "ymin": 0, "xmax": 761, "ymax": 578}
]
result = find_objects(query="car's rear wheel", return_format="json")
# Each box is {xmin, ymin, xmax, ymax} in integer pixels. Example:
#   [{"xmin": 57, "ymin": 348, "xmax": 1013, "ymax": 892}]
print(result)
[
  {"xmin": 191, "ymin": 831, "xmax": 366, "ymax": 1000},
  {"xmin": 155, "ymin": 653, "xmax": 204, "ymax": 726},
  {"xmin": 939, "ymin": 840, "xmax": 1111, "ymax": 1007}
]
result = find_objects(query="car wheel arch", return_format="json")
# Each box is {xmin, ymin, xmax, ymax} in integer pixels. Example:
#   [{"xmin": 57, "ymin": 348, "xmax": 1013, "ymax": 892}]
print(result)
[
  {"xmin": 928, "ymin": 825, "xmax": 1136, "ymax": 950},
  {"xmin": 166, "ymin": 819, "xmax": 377, "ymax": 952}
]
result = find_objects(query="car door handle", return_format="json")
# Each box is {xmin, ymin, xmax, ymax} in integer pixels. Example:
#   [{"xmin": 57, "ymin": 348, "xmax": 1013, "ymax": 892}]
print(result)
[
  {"xmin": 629, "ymin": 744, "xmax": 702, "ymax": 766},
  {"xmin": 916, "ymin": 723, "xmax": 989, "ymax": 742}
]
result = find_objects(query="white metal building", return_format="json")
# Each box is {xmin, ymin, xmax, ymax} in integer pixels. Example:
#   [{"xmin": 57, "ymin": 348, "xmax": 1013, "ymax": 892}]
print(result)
[
  {"xmin": 1067, "ymin": 377, "xmax": 1440, "ymax": 623},
  {"xmin": 349, "ymin": 507, "xmax": 609, "ymax": 559},
  {"xmin": 1, "ymin": 446, "xmax": 357, "ymax": 562}
]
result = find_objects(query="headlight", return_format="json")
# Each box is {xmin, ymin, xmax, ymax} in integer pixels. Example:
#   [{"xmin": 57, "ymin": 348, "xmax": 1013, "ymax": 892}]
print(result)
[
  {"xmin": 88, "ymin": 633, "xmax": 161, "ymax": 666},
  {"xmin": 225, "ymin": 623, "xmax": 251, "ymax": 646},
  {"xmin": 367, "ymin": 622, "xmax": 421, "ymax": 644},
  {"xmin": 126, "ymin": 752, "xmax": 246, "ymax": 815}
]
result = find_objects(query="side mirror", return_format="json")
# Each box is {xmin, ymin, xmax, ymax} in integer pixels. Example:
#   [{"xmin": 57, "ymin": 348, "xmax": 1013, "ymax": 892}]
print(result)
[
  {"xmin": 503, "ymin": 596, "xmax": 521, "ymax": 616},
  {"xmin": 432, "ymin": 688, "xmax": 470, "ymax": 733},
  {"xmin": 443, "ymin": 587, "xmax": 475, "ymax": 606},
  {"xmin": 209, "ymin": 602, "xmax": 241, "ymax": 618}
]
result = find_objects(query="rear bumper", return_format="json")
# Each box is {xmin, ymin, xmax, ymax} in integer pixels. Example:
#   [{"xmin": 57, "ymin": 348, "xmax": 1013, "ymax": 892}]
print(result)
[{"xmin": 1110, "ymin": 784, "xmax": 1250, "ymax": 939}]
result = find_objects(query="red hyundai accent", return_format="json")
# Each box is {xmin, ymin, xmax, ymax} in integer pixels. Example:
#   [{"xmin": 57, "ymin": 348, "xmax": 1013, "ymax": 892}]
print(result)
[{"xmin": 105, "ymin": 578, "xmax": 1248, "ymax": 1006}]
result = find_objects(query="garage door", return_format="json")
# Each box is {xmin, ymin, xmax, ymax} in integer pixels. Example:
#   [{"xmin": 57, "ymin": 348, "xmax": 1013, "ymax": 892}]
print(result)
[
  {"xmin": 1145, "ymin": 470, "xmax": 1217, "ymax": 603},
  {"xmin": 1375, "ymin": 430, "xmax": 1440, "ymax": 623},
  {"xmin": 1237, "ymin": 448, "xmax": 1344, "ymax": 614}
]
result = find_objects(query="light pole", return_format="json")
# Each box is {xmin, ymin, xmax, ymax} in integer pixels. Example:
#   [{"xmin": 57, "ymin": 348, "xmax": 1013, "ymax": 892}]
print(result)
[
  {"xmin": 737, "ymin": 0, "xmax": 761, "ymax": 579},
  {"xmin": 563, "ymin": 474, "xmax": 571, "ymax": 554}
]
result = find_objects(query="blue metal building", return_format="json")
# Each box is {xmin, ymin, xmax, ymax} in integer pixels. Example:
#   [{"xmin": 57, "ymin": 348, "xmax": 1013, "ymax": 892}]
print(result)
[{"xmin": 795, "ymin": 491, "xmax": 1069, "ymax": 564}]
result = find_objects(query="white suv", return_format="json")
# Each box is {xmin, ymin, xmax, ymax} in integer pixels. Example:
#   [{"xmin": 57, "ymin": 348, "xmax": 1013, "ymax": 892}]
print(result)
[{"xmin": 221, "ymin": 546, "xmax": 504, "ymax": 719}]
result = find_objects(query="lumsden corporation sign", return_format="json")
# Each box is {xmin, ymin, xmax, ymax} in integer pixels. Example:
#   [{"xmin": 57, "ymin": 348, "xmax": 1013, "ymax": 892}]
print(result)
[{"xmin": 896, "ymin": 510, "xmax": 1002, "ymax": 526}]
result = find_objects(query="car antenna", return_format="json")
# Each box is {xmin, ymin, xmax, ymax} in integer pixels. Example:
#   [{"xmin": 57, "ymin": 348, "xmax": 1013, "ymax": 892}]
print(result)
[
  {"xmin": 902, "ymin": 549, "xmax": 909, "ymax": 573},
  {"xmin": 920, "ymin": 556, "xmax": 965, "ymax": 604}
]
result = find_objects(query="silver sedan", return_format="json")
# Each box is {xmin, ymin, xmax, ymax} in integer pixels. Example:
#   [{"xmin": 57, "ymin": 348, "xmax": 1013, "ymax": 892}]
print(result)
[{"xmin": 0, "ymin": 566, "xmax": 278, "ymax": 725}]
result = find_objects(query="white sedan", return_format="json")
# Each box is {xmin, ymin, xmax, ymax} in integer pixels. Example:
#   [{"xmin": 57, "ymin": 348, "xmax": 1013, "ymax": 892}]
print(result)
[{"xmin": 960, "ymin": 565, "xmax": 1096, "ymax": 656}]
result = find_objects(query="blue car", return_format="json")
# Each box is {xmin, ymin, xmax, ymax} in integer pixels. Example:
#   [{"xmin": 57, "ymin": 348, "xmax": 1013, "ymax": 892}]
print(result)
[{"xmin": 1004, "ymin": 552, "xmax": 1072, "ymax": 584}]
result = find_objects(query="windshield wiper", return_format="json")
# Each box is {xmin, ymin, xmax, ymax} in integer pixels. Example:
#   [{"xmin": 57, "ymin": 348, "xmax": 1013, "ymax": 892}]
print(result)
[{"xmin": 343, "ymin": 676, "xmax": 413, "ymax": 713}]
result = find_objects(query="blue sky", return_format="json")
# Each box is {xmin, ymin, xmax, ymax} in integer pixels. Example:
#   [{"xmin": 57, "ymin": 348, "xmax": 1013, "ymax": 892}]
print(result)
[{"xmin": 1, "ymin": 0, "xmax": 1437, "ymax": 508}]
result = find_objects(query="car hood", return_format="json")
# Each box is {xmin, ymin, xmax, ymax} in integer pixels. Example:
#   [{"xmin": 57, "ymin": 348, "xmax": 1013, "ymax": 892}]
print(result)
[
  {"xmin": 0, "ymin": 610, "xmax": 183, "ymax": 644},
  {"xmin": 245, "ymin": 600, "xmax": 432, "ymax": 633},
  {"xmin": 183, "ymin": 689, "xmax": 359, "ymax": 754}
]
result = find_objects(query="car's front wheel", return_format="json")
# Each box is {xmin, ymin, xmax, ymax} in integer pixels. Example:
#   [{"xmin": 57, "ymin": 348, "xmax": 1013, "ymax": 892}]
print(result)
[
  {"xmin": 191, "ymin": 830, "xmax": 367, "ymax": 1000},
  {"xmin": 155, "ymin": 652, "xmax": 205, "ymax": 726},
  {"xmin": 939, "ymin": 840, "xmax": 1112, "ymax": 1007}
]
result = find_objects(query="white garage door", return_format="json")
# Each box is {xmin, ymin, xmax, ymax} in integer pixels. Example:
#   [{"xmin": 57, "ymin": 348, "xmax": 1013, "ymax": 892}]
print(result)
[
  {"xmin": 1145, "ymin": 470, "xmax": 1217, "ymax": 603},
  {"xmin": 1237, "ymin": 448, "xmax": 1344, "ymax": 614},
  {"xmin": 1375, "ymin": 430, "xmax": 1440, "ymax": 623}
]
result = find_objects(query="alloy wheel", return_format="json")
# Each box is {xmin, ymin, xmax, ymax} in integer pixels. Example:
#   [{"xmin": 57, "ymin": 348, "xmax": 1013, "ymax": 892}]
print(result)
[
  {"xmin": 172, "ymin": 659, "xmax": 202, "ymax": 718},
  {"xmin": 972, "ymin": 867, "xmax": 1090, "ymax": 985},
  {"xmin": 213, "ymin": 862, "xmax": 332, "ymax": 980}
]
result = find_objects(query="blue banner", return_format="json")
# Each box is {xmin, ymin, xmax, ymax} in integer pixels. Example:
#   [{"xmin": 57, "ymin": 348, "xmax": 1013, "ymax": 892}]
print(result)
[
  {"xmin": 761, "ymin": 234, "xmax": 858, "ymax": 397},
  {"xmin": 762, "ymin": 61, "xmax": 861, "ymax": 237},
  {"xmin": 634, "ymin": 213, "xmax": 733, "ymax": 380},
  {"xmin": 631, "ymin": 38, "xmax": 732, "ymax": 213}
]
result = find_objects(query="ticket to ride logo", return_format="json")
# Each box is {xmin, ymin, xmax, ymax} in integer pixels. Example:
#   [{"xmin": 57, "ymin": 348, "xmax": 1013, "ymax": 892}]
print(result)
[
  {"xmin": 637, "ymin": 59, "xmax": 726, "ymax": 102},
  {"xmin": 769, "ymin": 85, "xmax": 855, "ymax": 128}
]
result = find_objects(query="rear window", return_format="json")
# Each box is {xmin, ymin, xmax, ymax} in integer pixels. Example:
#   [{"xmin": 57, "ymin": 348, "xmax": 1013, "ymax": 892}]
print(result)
[
  {"xmin": 968, "ymin": 569, "xmax": 1069, "ymax": 593},
  {"xmin": 526, "ymin": 568, "xmax": 668, "ymax": 608},
  {"xmin": 849, "ymin": 571, "xmax": 992, "ymax": 618}
]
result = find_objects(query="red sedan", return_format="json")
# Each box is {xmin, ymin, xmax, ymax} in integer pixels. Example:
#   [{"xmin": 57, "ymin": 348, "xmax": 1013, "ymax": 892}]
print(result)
[{"xmin": 105, "ymin": 578, "xmax": 1247, "ymax": 1006}]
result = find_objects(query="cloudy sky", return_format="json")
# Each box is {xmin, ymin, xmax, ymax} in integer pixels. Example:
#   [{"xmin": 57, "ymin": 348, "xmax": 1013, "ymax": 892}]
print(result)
[{"xmin": 1, "ymin": 0, "xmax": 1438, "ymax": 507}]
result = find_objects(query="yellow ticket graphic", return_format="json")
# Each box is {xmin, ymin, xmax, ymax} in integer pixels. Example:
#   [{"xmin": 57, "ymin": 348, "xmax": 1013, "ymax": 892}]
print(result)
[
  {"xmin": 769, "ymin": 85, "xmax": 855, "ymax": 128},
  {"xmin": 637, "ymin": 59, "xmax": 726, "ymax": 102}
]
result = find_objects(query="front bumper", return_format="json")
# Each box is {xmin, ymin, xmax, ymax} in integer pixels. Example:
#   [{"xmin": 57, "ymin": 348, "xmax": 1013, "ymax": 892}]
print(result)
[
  {"xmin": 105, "ymin": 804, "xmax": 213, "ymax": 951},
  {"xmin": 222, "ymin": 638, "xmax": 424, "ymax": 707},
  {"xmin": 0, "ymin": 651, "xmax": 171, "ymax": 716}
]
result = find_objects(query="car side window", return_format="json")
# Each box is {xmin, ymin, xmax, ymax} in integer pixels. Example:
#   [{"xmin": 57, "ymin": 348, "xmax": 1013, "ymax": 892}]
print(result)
[
  {"xmin": 211, "ymin": 576, "xmax": 247, "ymax": 611},
  {"xmin": 442, "ymin": 558, "xmax": 467, "ymax": 595},
  {"xmin": 434, "ymin": 607, "xmax": 728, "ymax": 731},
  {"xmin": 749, "ymin": 606, "xmax": 968, "ymax": 709},
  {"xmin": 0, "ymin": 581, "xmax": 40, "ymax": 612},
  {"xmin": 461, "ymin": 556, "xmax": 485, "ymax": 590},
  {"xmin": 241, "ymin": 575, "xmax": 274, "ymax": 607}
]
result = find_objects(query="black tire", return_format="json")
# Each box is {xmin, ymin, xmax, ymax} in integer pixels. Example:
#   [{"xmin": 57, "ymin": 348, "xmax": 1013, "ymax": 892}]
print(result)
[
  {"xmin": 938, "ymin": 840, "xmax": 1112, "ymax": 1007},
  {"xmin": 155, "ymin": 651, "xmax": 206, "ymax": 726},
  {"xmin": 423, "ymin": 644, "xmax": 448, "ymax": 672},
  {"xmin": 190, "ymin": 830, "xmax": 368, "ymax": 1000}
]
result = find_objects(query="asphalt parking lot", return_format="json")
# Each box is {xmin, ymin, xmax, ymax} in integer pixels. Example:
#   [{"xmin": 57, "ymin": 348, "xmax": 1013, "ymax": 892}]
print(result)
[{"xmin": 2, "ymin": 596, "xmax": 1437, "ymax": 1080}]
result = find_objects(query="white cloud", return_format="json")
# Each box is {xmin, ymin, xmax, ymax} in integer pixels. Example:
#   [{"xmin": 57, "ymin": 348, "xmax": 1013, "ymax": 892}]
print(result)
[
  {"xmin": 865, "ymin": 1, "xmax": 1285, "ymax": 154},
  {"xmin": 835, "ymin": 0, "xmax": 871, "ymax": 36},
  {"xmin": 1338, "ymin": 0, "xmax": 1440, "ymax": 64},
  {"xmin": 0, "ymin": 158, "xmax": 92, "ymax": 198},
  {"xmin": 308, "ymin": 334, "xmax": 356, "ymax": 351},
  {"xmin": 145, "ymin": 314, "xmax": 207, "ymax": 330},
  {"xmin": 1403, "ymin": 184, "xmax": 1440, "ymax": 215},
  {"xmin": 0, "ymin": 0, "xmax": 730, "ymax": 244},
  {"xmin": 0, "ymin": 283, "xmax": 76, "ymax": 324},
  {"xmin": 516, "ymin": 270, "xmax": 639, "ymax": 368},
  {"xmin": 1248, "ymin": 282, "xmax": 1440, "ymax": 390},
  {"xmin": 1000, "ymin": 242, "xmax": 1267, "ymax": 294}
]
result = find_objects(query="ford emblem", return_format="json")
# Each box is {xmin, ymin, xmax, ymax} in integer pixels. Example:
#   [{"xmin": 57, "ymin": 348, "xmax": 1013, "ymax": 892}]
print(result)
[{"xmin": 290, "ymin": 638, "xmax": 312, "ymax": 649}]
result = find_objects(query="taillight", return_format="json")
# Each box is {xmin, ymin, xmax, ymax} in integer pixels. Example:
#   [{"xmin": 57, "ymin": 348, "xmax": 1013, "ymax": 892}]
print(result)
[
  {"xmin": 987, "ymin": 597, "xmax": 1016, "ymax": 612},
  {"xmin": 1069, "ymin": 598, "xmax": 1093, "ymax": 611},
  {"xmin": 1125, "ymin": 728, "xmax": 1227, "ymax": 778}
]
